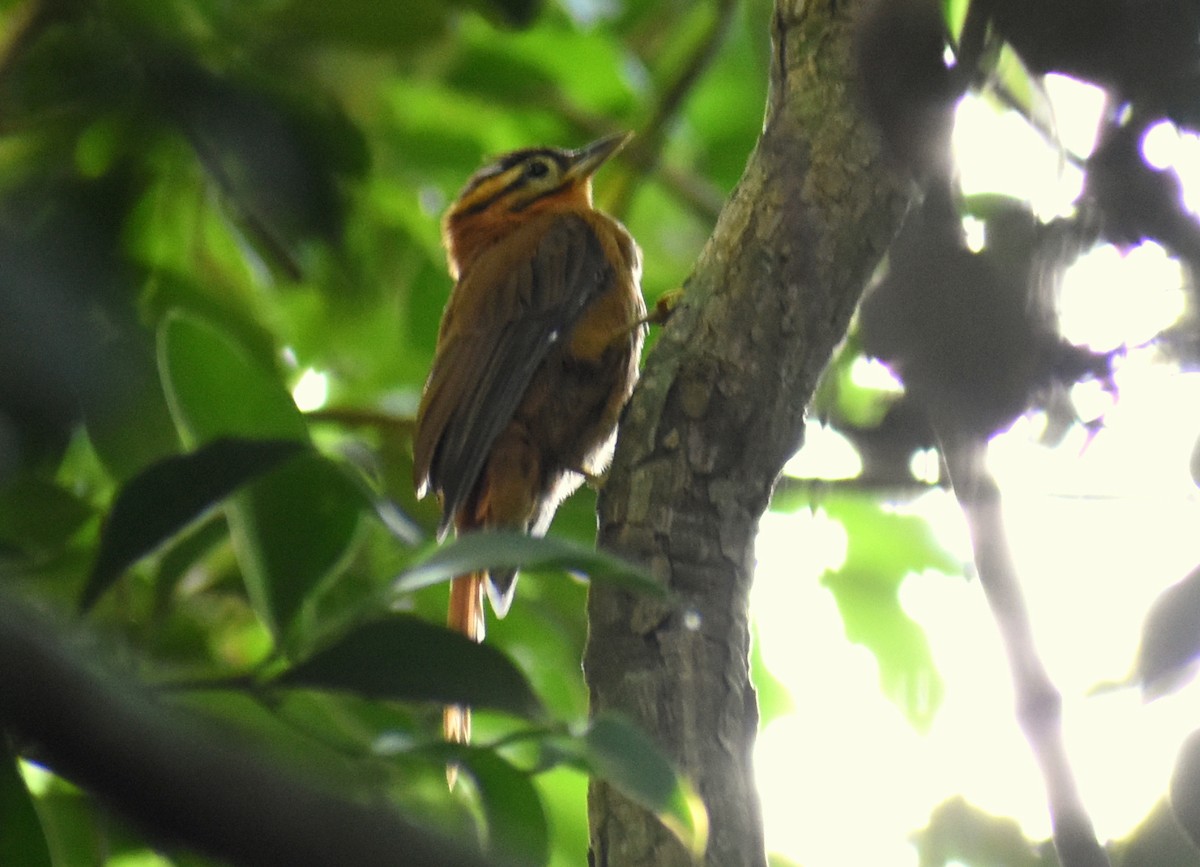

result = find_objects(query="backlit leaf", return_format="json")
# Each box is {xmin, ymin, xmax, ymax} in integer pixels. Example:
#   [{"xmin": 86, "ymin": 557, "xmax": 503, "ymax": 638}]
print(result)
[
  {"xmin": 820, "ymin": 493, "xmax": 955, "ymax": 729},
  {"xmin": 0, "ymin": 753, "xmax": 51, "ymax": 867}
]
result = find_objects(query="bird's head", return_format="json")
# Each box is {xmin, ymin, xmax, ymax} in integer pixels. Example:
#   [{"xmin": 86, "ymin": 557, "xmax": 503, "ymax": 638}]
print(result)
[{"xmin": 442, "ymin": 132, "xmax": 631, "ymax": 276}]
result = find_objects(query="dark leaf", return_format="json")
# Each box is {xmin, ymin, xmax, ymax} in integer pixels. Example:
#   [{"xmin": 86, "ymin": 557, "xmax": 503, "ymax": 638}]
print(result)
[
  {"xmin": 1115, "ymin": 798, "xmax": 1200, "ymax": 866},
  {"xmin": 581, "ymin": 714, "xmax": 707, "ymax": 856},
  {"xmin": 393, "ymin": 531, "xmax": 664, "ymax": 599},
  {"xmin": 1171, "ymin": 728, "xmax": 1200, "ymax": 851},
  {"xmin": 466, "ymin": 0, "xmax": 544, "ymax": 28},
  {"xmin": 0, "ymin": 474, "xmax": 93, "ymax": 556},
  {"xmin": 268, "ymin": 0, "xmax": 450, "ymax": 50},
  {"xmin": 459, "ymin": 750, "xmax": 548, "ymax": 865},
  {"xmin": 1135, "ymin": 564, "xmax": 1200, "ymax": 699},
  {"xmin": 150, "ymin": 59, "xmax": 355, "ymax": 274},
  {"xmin": 226, "ymin": 453, "xmax": 367, "ymax": 638},
  {"xmin": 82, "ymin": 438, "xmax": 306, "ymax": 611},
  {"xmin": 860, "ymin": 191, "xmax": 1088, "ymax": 440},
  {"xmin": 274, "ymin": 615, "xmax": 544, "ymax": 720},
  {"xmin": 988, "ymin": 0, "xmax": 1200, "ymax": 126},
  {"xmin": 855, "ymin": 0, "xmax": 956, "ymax": 181},
  {"xmin": 1085, "ymin": 119, "xmax": 1200, "ymax": 266}
]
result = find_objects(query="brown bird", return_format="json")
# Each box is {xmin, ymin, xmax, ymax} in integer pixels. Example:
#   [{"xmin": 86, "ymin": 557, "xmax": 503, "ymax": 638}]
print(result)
[{"xmin": 413, "ymin": 132, "xmax": 646, "ymax": 746}]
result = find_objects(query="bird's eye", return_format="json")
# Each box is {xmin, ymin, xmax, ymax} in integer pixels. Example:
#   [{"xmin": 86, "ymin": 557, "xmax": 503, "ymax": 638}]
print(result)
[{"xmin": 525, "ymin": 160, "xmax": 550, "ymax": 179}]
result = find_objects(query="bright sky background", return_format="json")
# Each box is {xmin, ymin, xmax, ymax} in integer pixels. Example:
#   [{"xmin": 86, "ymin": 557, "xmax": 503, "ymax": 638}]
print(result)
[{"xmin": 751, "ymin": 76, "xmax": 1200, "ymax": 865}]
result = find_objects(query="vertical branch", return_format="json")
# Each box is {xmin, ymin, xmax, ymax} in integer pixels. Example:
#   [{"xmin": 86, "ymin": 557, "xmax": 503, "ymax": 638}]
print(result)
[
  {"xmin": 943, "ymin": 439, "xmax": 1111, "ymax": 867},
  {"xmin": 584, "ymin": 1, "xmax": 911, "ymax": 864}
]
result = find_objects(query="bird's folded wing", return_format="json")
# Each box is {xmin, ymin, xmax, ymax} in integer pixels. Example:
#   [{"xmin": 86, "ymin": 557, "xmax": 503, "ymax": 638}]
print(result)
[{"xmin": 413, "ymin": 212, "xmax": 614, "ymax": 538}]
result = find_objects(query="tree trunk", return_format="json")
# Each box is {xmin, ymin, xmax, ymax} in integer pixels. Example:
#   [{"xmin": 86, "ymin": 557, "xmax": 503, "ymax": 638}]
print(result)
[{"xmin": 584, "ymin": 1, "xmax": 912, "ymax": 864}]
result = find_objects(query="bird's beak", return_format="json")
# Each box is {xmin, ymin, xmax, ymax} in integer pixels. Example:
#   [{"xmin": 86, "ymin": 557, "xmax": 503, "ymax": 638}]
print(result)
[{"xmin": 565, "ymin": 131, "xmax": 633, "ymax": 182}]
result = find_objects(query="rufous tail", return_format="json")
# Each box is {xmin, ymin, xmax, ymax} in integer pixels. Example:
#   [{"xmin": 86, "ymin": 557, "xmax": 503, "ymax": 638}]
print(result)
[{"xmin": 445, "ymin": 572, "xmax": 485, "ymax": 787}]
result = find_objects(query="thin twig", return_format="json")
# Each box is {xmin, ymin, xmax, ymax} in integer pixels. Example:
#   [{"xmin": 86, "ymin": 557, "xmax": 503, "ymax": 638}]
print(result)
[
  {"xmin": 306, "ymin": 406, "xmax": 415, "ymax": 433},
  {"xmin": 942, "ymin": 437, "xmax": 1111, "ymax": 867},
  {"xmin": 606, "ymin": 0, "xmax": 739, "ymax": 219},
  {"xmin": 553, "ymin": 98, "xmax": 725, "ymax": 223}
]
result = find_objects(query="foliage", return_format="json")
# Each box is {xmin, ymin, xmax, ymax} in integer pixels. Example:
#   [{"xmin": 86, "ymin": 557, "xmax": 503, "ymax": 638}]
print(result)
[
  {"xmin": 5, "ymin": 0, "xmax": 1200, "ymax": 864},
  {"xmin": 0, "ymin": 0, "xmax": 767, "ymax": 862}
]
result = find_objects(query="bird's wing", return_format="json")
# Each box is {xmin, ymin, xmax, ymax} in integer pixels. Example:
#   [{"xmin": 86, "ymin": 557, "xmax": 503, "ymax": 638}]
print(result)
[{"xmin": 413, "ymin": 212, "xmax": 614, "ymax": 538}]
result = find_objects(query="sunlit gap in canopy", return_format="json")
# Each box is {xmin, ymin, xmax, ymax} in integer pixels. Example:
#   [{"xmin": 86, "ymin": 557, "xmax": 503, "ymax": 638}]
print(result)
[
  {"xmin": 751, "ymin": 72, "xmax": 1200, "ymax": 866},
  {"xmin": 291, "ymin": 366, "xmax": 331, "ymax": 412}
]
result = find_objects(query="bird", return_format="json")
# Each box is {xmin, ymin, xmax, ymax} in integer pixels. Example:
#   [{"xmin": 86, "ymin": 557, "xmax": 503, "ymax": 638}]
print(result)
[{"xmin": 413, "ymin": 132, "xmax": 646, "ymax": 748}]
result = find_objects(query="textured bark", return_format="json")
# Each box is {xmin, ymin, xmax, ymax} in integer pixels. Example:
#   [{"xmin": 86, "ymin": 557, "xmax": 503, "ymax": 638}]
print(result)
[{"xmin": 584, "ymin": 1, "xmax": 911, "ymax": 865}]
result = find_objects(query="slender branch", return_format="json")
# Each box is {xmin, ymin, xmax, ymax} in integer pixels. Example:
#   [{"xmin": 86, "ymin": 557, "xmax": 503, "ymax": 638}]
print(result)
[
  {"xmin": 552, "ymin": 91, "xmax": 726, "ymax": 224},
  {"xmin": 306, "ymin": 406, "xmax": 415, "ymax": 434},
  {"xmin": 606, "ymin": 0, "xmax": 738, "ymax": 218},
  {"xmin": 0, "ymin": 590, "xmax": 493, "ymax": 867},
  {"xmin": 942, "ymin": 439, "xmax": 1111, "ymax": 867}
]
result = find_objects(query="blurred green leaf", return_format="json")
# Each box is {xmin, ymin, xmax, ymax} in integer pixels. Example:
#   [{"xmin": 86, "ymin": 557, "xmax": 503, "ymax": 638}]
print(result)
[
  {"xmin": 532, "ymin": 765, "xmax": 588, "ymax": 866},
  {"xmin": 274, "ymin": 615, "xmax": 545, "ymax": 720},
  {"xmin": 81, "ymin": 437, "xmax": 306, "ymax": 612},
  {"xmin": 459, "ymin": 750, "xmax": 548, "ymax": 865},
  {"xmin": 0, "ymin": 754, "xmax": 52, "ymax": 867},
  {"xmin": 394, "ymin": 531, "xmax": 665, "ymax": 599},
  {"xmin": 268, "ymin": 0, "xmax": 451, "ymax": 49},
  {"xmin": 750, "ymin": 620, "xmax": 793, "ymax": 726},
  {"xmin": 821, "ymin": 493, "xmax": 957, "ymax": 729},
  {"xmin": 581, "ymin": 713, "xmax": 708, "ymax": 857},
  {"xmin": 158, "ymin": 312, "xmax": 363, "ymax": 635},
  {"xmin": 0, "ymin": 474, "xmax": 93, "ymax": 556},
  {"xmin": 158, "ymin": 311, "xmax": 305, "ymax": 446},
  {"xmin": 225, "ymin": 453, "xmax": 366, "ymax": 639},
  {"xmin": 466, "ymin": 0, "xmax": 544, "ymax": 28},
  {"xmin": 14, "ymin": 773, "xmax": 109, "ymax": 867},
  {"xmin": 912, "ymin": 796, "xmax": 1055, "ymax": 867}
]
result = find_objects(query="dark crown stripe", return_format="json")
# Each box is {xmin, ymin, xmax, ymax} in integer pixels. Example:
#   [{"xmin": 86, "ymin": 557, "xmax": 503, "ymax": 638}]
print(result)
[{"xmin": 450, "ymin": 148, "xmax": 574, "ymax": 220}]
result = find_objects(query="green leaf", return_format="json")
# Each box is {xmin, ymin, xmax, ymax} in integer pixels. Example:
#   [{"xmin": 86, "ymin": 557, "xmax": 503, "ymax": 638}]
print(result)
[
  {"xmin": 459, "ymin": 750, "xmax": 548, "ymax": 865},
  {"xmin": 822, "ymin": 493, "xmax": 960, "ymax": 577},
  {"xmin": 158, "ymin": 311, "xmax": 307, "ymax": 447},
  {"xmin": 0, "ymin": 475, "xmax": 93, "ymax": 556},
  {"xmin": 394, "ymin": 531, "xmax": 664, "ymax": 599},
  {"xmin": 466, "ymin": 0, "xmax": 544, "ymax": 28},
  {"xmin": 158, "ymin": 312, "xmax": 363, "ymax": 636},
  {"xmin": 750, "ymin": 621, "xmax": 793, "ymax": 726},
  {"xmin": 1114, "ymin": 799, "xmax": 1200, "ymax": 867},
  {"xmin": 0, "ymin": 754, "xmax": 52, "ymax": 867},
  {"xmin": 581, "ymin": 714, "xmax": 708, "ymax": 857},
  {"xmin": 225, "ymin": 453, "xmax": 366, "ymax": 638},
  {"xmin": 269, "ymin": 0, "xmax": 450, "ymax": 49},
  {"xmin": 820, "ymin": 493, "xmax": 956, "ymax": 729},
  {"xmin": 912, "ymin": 796, "xmax": 1054, "ymax": 867},
  {"xmin": 274, "ymin": 615, "xmax": 545, "ymax": 720},
  {"xmin": 81, "ymin": 438, "xmax": 306, "ymax": 611}
]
